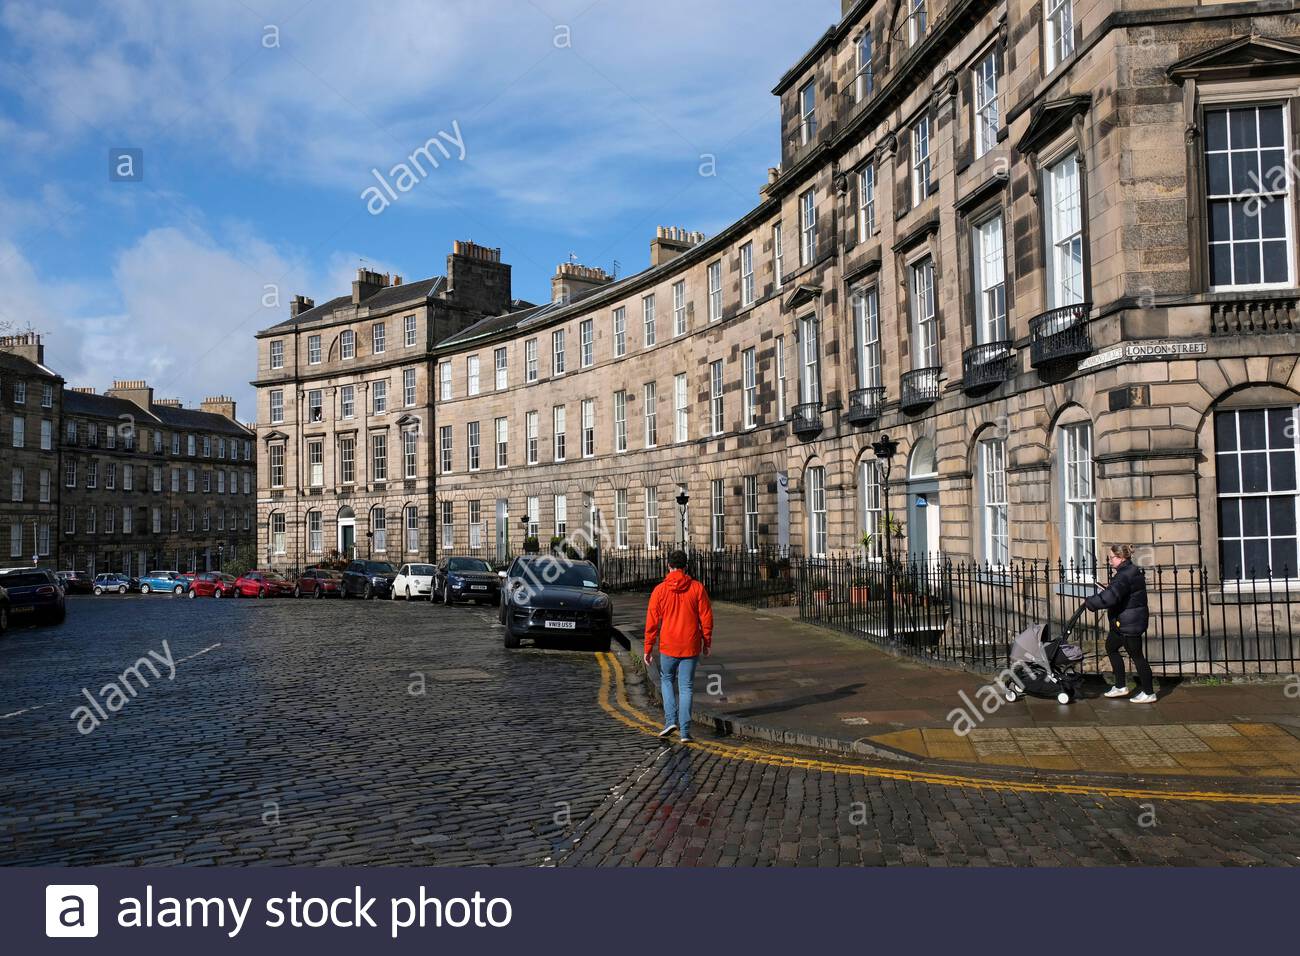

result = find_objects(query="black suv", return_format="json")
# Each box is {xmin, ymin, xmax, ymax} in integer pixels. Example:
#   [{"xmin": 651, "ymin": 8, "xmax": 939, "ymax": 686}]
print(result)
[
  {"xmin": 498, "ymin": 556, "xmax": 612, "ymax": 650},
  {"xmin": 341, "ymin": 560, "xmax": 397, "ymax": 599}
]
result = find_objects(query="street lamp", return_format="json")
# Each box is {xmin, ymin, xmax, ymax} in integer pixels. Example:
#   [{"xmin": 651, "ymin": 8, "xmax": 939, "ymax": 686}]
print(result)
[
  {"xmin": 218, "ymin": 543, "xmax": 225, "ymax": 572},
  {"xmin": 520, "ymin": 515, "xmax": 532, "ymax": 553},
  {"xmin": 675, "ymin": 490, "xmax": 690, "ymax": 550},
  {"xmin": 365, "ymin": 530, "xmax": 374, "ymax": 559},
  {"xmin": 871, "ymin": 434, "xmax": 900, "ymax": 644}
]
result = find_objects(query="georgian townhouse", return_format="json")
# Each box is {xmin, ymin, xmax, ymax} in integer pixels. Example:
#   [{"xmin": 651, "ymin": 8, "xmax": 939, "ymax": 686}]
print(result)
[{"xmin": 0, "ymin": 334, "xmax": 62, "ymax": 567}]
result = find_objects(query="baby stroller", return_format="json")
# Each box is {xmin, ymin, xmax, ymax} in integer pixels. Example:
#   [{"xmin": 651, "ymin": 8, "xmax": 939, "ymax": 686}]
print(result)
[{"xmin": 1002, "ymin": 606, "xmax": 1087, "ymax": 705}]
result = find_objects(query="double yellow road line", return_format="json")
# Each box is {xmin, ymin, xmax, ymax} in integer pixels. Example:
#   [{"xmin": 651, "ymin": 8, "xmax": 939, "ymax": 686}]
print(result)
[{"xmin": 595, "ymin": 652, "xmax": 1300, "ymax": 806}]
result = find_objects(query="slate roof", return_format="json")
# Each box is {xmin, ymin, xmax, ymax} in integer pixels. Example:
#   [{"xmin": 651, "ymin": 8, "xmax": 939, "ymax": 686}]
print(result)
[
  {"xmin": 61, "ymin": 389, "xmax": 251, "ymax": 436},
  {"xmin": 437, "ymin": 303, "xmax": 549, "ymax": 349},
  {"xmin": 0, "ymin": 350, "xmax": 61, "ymax": 380},
  {"xmin": 263, "ymin": 276, "xmax": 445, "ymax": 332}
]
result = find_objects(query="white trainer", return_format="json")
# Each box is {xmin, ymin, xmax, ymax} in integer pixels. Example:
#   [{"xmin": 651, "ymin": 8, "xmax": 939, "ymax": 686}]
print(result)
[
  {"xmin": 1130, "ymin": 691, "xmax": 1157, "ymax": 704},
  {"xmin": 1104, "ymin": 686, "xmax": 1130, "ymax": 698},
  {"xmin": 657, "ymin": 724, "xmax": 678, "ymax": 738}
]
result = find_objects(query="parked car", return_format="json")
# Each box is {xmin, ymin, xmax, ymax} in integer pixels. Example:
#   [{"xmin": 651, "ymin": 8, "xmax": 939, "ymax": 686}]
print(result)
[
  {"xmin": 434, "ymin": 556, "xmax": 500, "ymax": 605},
  {"xmin": 138, "ymin": 570, "xmax": 189, "ymax": 595},
  {"xmin": 0, "ymin": 568, "xmax": 66, "ymax": 625},
  {"xmin": 341, "ymin": 561, "xmax": 397, "ymax": 599},
  {"xmin": 295, "ymin": 568, "xmax": 343, "ymax": 598},
  {"xmin": 391, "ymin": 563, "xmax": 436, "ymax": 600},
  {"xmin": 56, "ymin": 571, "xmax": 95, "ymax": 595},
  {"xmin": 498, "ymin": 557, "xmax": 612, "ymax": 650},
  {"xmin": 234, "ymin": 570, "xmax": 294, "ymax": 598},
  {"xmin": 187, "ymin": 571, "xmax": 239, "ymax": 599},
  {"xmin": 92, "ymin": 573, "xmax": 138, "ymax": 595}
]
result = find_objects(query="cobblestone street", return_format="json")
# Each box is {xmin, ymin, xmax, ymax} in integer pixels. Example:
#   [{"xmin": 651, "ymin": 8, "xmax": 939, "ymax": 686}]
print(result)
[{"xmin": 1, "ymin": 597, "xmax": 1298, "ymax": 867}]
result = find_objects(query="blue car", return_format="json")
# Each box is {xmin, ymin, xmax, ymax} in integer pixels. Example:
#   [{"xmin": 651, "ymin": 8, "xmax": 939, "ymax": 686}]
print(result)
[
  {"xmin": 137, "ymin": 570, "xmax": 189, "ymax": 595},
  {"xmin": 0, "ymin": 569, "xmax": 66, "ymax": 625}
]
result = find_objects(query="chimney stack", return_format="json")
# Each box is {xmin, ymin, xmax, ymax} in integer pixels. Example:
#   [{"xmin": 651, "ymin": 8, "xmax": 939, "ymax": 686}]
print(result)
[
  {"xmin": 0, "ymin": 331, "xmax": 44, "ymax": 366},
  {"xmin": 351, "ymin": 268, "xmax": 390, "ymax": 305},
  {"xmin": 650, "ymin": 226, "xmax": 706, "ymax": 267},
  {"xmin": 290, "ymin": 294, "xmax": 316, "ymax": 317},
  {"xmin": 446, "ymin": 240, "xmax": 512, "ymax": 316},
  {"xmin": 551, "ymin": 262, "xmax": 613, "ymax": 304},
  {"xmin": 201, "ymin": 395, "xmax": 238, "ymax": 421},
  {"xmin": 106, "ymin": 379, "xmax": 154, "ymax": 411}
]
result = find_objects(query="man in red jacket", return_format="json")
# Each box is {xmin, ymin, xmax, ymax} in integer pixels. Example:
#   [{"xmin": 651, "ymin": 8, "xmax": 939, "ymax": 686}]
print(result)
[{"xmin": 643, "ymin": 550, "xmax": 713, "ymax": 743}]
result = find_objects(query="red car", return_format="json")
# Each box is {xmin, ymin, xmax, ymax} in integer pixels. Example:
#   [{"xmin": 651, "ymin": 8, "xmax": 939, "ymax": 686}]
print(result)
[
  {"xmin": 294, "ymin": 568, "xmax": 343, "ymax": 598},
  {"xmin": 187, "ymin": 572, "xmax": 238, "ymax": 599},
  {"xmin": 234, "ymin": 570, "xmax": 294, "ymax": 598}
]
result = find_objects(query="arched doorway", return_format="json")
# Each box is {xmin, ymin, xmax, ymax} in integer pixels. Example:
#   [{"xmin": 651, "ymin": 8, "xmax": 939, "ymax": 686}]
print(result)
[
  {"xmin": 907, "ymin": 438, "xmax": 941, "ymax": 561},
  {"xmin": 337, "ymin": 506, "xmax": 356, "ymax": 558}
]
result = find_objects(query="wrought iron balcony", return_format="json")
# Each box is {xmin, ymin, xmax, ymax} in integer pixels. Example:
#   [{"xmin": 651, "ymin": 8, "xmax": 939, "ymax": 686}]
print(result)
[
  {"xmin": 899, "ymin": 367, "xmax": 941, "ymax": 412},
  {"xmin": 791, "ymin": 402, "xmax": 824, "ymax": 438},
  {"xmin": 846, "ymin": 386, "xmax": 886, "ymax": 426},
  {"xmin": 962, "ymin": 340, "xmax": 1014, "ymax": 394},
  {"xmin": 1029, "ymin": 302, "xmax": 1092, "ymax": 367}
]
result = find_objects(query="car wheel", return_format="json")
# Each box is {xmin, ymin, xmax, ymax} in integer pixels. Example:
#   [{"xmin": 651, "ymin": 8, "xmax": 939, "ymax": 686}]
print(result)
[
  {"xmin": 258, "ymin": 588, "xmax": 267, "ymax": 599},
  {"xmin": 498, "ymin": 595, "xmax": 507, "ymax": 624},
  {"xmin": 93, "ymin": 586, "xmax": 103, "ymax": 596},
  {"xmin": 118, "ymin": 585, "xmax": 127, "ymax": 594},
  {"xmin": 293, "ymin": 586, "xmax": 302, "ymax": 598},
  {"xmin": 141, "ymin": 584, "xmax": 151, "ymax": 594},
  {"xmin": 214, "ymin": 589, "xmax": 224, "ymax": 599},
  {"xmin": 187, "ymin": 589, "xmax": 197, "ymax": 600},
  {"xmin": 313, "ymin": 587, "xmax": 322, "ymax": 599},
  {"xmin": 174, "ymin": 585, "xmax": 184, "ymax": 595},
  {"xmin": 503, "ymin": 619, "xmax": 521, "ymax": 649},
  {"xmin": 364, "ymin": 583, "xmax": 373, "ymax": 600},
  {"xmin": 390, "ymin": 586, "xmax": 398, "ymax": 601},
  {"xmin": 443, "ymin": 583, "xmax": 454, "ymax": 606}
]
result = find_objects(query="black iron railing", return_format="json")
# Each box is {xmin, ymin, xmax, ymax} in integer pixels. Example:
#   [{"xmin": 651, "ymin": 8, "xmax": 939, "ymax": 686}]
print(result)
[
  {"xmin": 791, "ymin": 402, "xmax": 823, "ymax": 438},
  {"xmin": 1029, "ymin": 302, "xmax": 1092, "ymax": 367},
  {"xmin": 846, "ymin": 386, "xmax": 886, "ymax": 425},
  {"xmin": 962, "ymin": 340, "xmax": 1013, "ymax": 392},
  {"xmin": 899, "ymin": 367, "xmax": 941, "ymax": 411}
]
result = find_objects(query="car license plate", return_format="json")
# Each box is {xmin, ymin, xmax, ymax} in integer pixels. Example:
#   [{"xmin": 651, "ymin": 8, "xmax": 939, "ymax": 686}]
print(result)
[
  {"xmin": 12, "ymin": 606, "xmax": 33, "ymax": 613},
  {"xmin": 470, "ymin": 584, "xmax": 487, "ymax": 591},
  {"xmin": 545, "ymin": 620, "xmax": 576, "ymax": 630}
]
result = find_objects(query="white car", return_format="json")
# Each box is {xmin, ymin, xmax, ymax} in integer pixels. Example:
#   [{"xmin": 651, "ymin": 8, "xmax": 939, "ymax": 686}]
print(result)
[{"xmin": 391, "ymin": 563, "xmax": 436, "ymax": 600}]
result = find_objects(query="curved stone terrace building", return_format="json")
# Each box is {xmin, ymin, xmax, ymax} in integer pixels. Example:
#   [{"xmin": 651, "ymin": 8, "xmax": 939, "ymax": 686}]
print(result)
[{"xmin": 258, "ymin": 0, "xmax": 1300, "ymax": 590}]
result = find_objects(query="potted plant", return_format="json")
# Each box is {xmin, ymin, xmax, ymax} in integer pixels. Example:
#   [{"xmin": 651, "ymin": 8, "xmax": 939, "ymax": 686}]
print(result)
[
  {"xmin": 549, "ymin": 535, "xmax": 564, "ymax": 554},
  {"xmin": 523, "ymin": 536, "xmax": 541, "ymax": 554},
  {"xmin": 808, "ymin": 572, "xmax": 832, "ymax": 604}
]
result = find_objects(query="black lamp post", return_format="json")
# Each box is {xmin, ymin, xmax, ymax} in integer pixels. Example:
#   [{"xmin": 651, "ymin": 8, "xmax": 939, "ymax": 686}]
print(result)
[
  {"xmin": 218, "ymin": 543, "xmax": 225, "ymax": 572},
  {"xmin": 520, "ymin": 515, "xmax": 531, "ymax": 553},
  {"xmin": 675, "ymin": 490, "xmax": 690, "ymax": 550},
  {"xmin": 365, "ymin": 530, "xmax": 374, "ymax": 559},
  {"xmin": 871, "ymin": 434, "xmax": 899, "ymax": 643}
]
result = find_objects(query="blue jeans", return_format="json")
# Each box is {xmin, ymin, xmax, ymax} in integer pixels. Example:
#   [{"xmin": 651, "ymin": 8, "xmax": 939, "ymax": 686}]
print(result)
[{"xmin": 659, "ymin": 654, "xmax": 698, "ymax": 736}]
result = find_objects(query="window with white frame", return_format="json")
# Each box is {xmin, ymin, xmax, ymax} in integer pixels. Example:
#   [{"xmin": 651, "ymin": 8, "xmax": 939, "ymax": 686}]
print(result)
[
  {"xmin": 526, "ymin": 410, "xmax": 539, "ymax": 465},
  {"xmin": 340, "ymin": 329, "xmax": 355, "ymax": 360},
  {"xmin": 372, "ymin": 379, "xmax": 387, "ymax": 414},
  {"xmin": 710, "ymin": 360, "xmax": 725, "ymax": 435},
  {"xmin": 581, "ymin": 399, "xmax": 595, "ymax": 458},
  {"xmin": 1061, "ymin": 422, "xmax": 1095, "ymax": 572},
  {"xmin": 438, "ymin": 362, "xmax": 452, "ymax": 400},
  {"xmin": 854, "ymin": 287, "xmax": 881, "ymax": 389},
  {"xmin": 439, "ymin": 425, "xmax": 453, "ymax": 473},
  {"xmin": 272, "ymin": 513, "xmax": 286, "ymax": 554},
  {"xmin": 674, "ymin": 373, "xmax": 689, "ymax": 443},
  {"xmin": 467, "ymin": 355, "xmax": 480, "ymax": 395},
  {"xmin": 615, "ymin": 489, "xmax": 628, "ymax": 549},
  {"xmin": 554, "ymin": 494, "xmax": 568, "ymax": 537},
  {"xmin": 644, "ymin": 382, "xmax": 658, "ymax": 447},
  {"xmin": 711, "ymin": 479, "xmax": 725, "ymax": 550},
  {"xmin": 371, "ymin": 507, "xmax": 387, "ymax": 551},
  {"xmin": 404, "ymin": 429, "xmax": 418, "ymax": 479},
  {"xmin": 1206, "ymin": 105, "xmax": 1293, "ymax": 289},
  {"xmin": 1045, "ymin": 152, "xmax": 1085, "ymax": 308},
  {"xmin": 309, "ymin": 439, "xmax": 323, "ymax": 487},
  {"xmin": 340, "ymin": 437, "xmax": 355, "ymax": 484},
  {"xmin": 39, "ymin": 468, "xmax": 50, "ymax": 501},
  {"xmin": 742, "ymin": 348, "xmax": 757, "ymax": 429},
  {"xmin": 908, "ymin": 0, "xmax": 927, "ymax": 45},
  {"xmin": 341, "ymin": 385, "xmax": 355, "ymax": 419},
  {"xmin": 911, "ymin": 258, "xmax": 938, "ymax": 369},
  {"xmin": 645, "ymin": 489, "xmax": 659, "ymax": 549},
  {"xmin": 1215, "ymin": 407, "xmax": 1300, "ymax": 579},
  {"xmin": 974, "ymin": 49, "xmax": 1000, "ymax": 157},
  {"xmin": 672, "ymin": 281, "xmax": 687, "ymax": 336},
  {"xmin": 270, "ymin": 340, "xmax": 284, "ymax": 369},
  {"xmin": 744, "ymin": 474, "xmax": 759, "ymax": 551},
  {"xmin": 740, "ymin": 243, "xmax": 755, "ymax": 307},
  {"xmin": 495, "ymin": 417, "xmax": 508, "ymax": 468},
  {"xmin": 372, "ymin": 323, "xmax": 386, "ymax": 354},
  {"xmin": 441, "ymin": 501, "xmax": 454, "ymax": 550},
  {"xmin": 40, "ymin": 419, "xmax": 51, "ymax": 450},
  {"xmin": 974, "ymin": 215, "xmax": 1007, "ymax": 342},
  {"xmin": 308, "ymin": 334, "xmax": 322, "ymax": 365},
  {"xmin": 405, "ymin": 505, "xmax": 419, "ymax": 552},
  {"xmin": 980, "ymin": 437, "xmax": 1009, "ymax": 566},
  {"xmin": 643, "ymin": 295, "xmax": 656, "ymax": 347},
  {"xmin": 41, "ymin": 383, "xmax": 52, "ymax": 407},
  {"xmin": 308, "ymin": 510, "xmax": 323, "ymax": 553},
  {"xmin": 553, "ymin": 406, "xmax": 566, "ymax": 461},
  {"xmin": 372, "ymin": 432, "xmax": 388, "ymax": 482},
  {"xmin": 404, "ymin": 368, "xmax": 416, "ymax": 407},
  {"xmin": 1044, "ymin": 0, "xmax": 1074, "ymax": 72},
  {"xmin": 799, "ymin": 80, "xmax": 817, "ymax": 144},
  {"xmin": 269, "ymin": 444, "xmax": 284, "ymax": 487},
  {"xmin": 861, "ymin": 460, "xmax": 883, "ymax": 560},
  {"xmin": 773, "ymin": 222, "xmax": 785, "ymax": 290},
  {"xmin": 552, "ymin": 329, "xmax": 566, "ymax": 374},
  {"xmin": 799, "ymin": 189, "xmax": 817, "ymax": 264},
  {"xmin": 799, "ymin": 315, "xmax": 821, "ymax": 405},
  {"xmin": 524, "ymin": 339, "xmax": 538, "ymax": 382},
  {"xmin": 468, "ymin": 500, "xmax": 482, "ymax": 549},
  {"xmin": 776, "ymin": 334, "xmax": 788, "ymax": 420},
  {"xmin": 614, "ymin": 390, "xmax": 627, "ymax": 452},
  {"xmin": 855, "ymin": 30, "xmax": 873, "ymax": 101},
  {"xmin": 911, "ymin": 115, "xmax": 931, "ymax": 205},
  {"xmin": 570, "ymin": 324, "xmax": 590, "ymax": 374},
  {"xmin": 308, "ymin": 389, "xmax": 323, "ymax": 422},
  {"xmin": 707, "ymin": 261, "xmax": 724, "ymax": 322},
  {"xmin": 495, "ymin": 347, "xmax": 509, "ymax": 389},
  {"xmin": 808, "ymin": 466, "xmax": 828, "ymax": 556},
  {"xmin": 859, "ymin": 163, "xmax": 876, "ymax": 240},
  {"xmin": 467, "ymin": 421, "xmax": 481, "ymax": 471},
  {"xmin": 525, "ymin": 497, "xmax": 539, "ymax": 539},
  {"xmin": 404, "ymin": 314, "xmax": 417, "ymax": 348},
  {"xmin": 10, "ymin": 466, "xmax": 22, "ymax": 502},
  {"xmin": 65, "ymin": 458, "xmax": 76, "ymax": 488},
  {"xmin": 269, "ymin": 390, "xmax": 284, "ymax": 424},
  {"xmin": 613, "ymin": 307, "xmax": 627, "ymax": 356}
]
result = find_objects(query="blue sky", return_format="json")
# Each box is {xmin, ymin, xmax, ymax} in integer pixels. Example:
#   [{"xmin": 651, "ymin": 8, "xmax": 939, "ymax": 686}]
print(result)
[{"xmin": 0, "ymin": 0, "xmax": 835, "ymax": 415}]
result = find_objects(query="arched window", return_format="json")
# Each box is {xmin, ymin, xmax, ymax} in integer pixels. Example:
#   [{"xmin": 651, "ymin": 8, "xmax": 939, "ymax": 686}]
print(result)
[
  {"xmin": 977, "ymin": 437, "xmax": 1009, "ymax": 566},
  {"xmin": 806, "ymin": 464, "xmax": 827, "ymax": 557},
  {"xmin": 859, "ymin": 459, "xmax": 883, "ymax": 560},
  {"xmin": 371, "ymin": 507, "xmax": 387, "ymax": 553},
  {"xmin": 270, "ymin": 512, "xmax": 286, "ymax": 555},
  {"xmin": 1059, "ymin": 421, "xmax": 1095, "ymax": 571},
  {"xmin": 307, "ymin": 511, "xmax": 322, "ymax": 553},
  {"xmin": 404, "ymin": 505, "xmax": 419, "ymax": 554}
]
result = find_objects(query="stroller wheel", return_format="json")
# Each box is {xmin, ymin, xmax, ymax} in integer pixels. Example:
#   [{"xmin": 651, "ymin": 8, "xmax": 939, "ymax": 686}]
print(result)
[{"xmin": 1056, "ymin": 691, "xmax": 1071, "ymax": 704}]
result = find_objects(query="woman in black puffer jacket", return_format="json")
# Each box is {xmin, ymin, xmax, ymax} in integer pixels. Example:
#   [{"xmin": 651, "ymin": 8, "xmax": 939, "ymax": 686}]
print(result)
[{"xmin": 1082, "ymin": 544, "xmax": 1155, "ymax": 702}]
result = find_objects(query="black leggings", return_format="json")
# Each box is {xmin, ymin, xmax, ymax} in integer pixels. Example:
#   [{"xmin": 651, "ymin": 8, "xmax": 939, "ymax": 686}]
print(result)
[{"xmin": 1106, "ymin": 629, "xmax": 1153, "ymax": 695}]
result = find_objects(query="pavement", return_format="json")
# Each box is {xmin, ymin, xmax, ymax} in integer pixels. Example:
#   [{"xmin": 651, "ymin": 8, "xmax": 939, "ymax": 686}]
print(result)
[{"xmin": 614, "ymin": 594, "xmax": 1300, "ymax": 780}]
